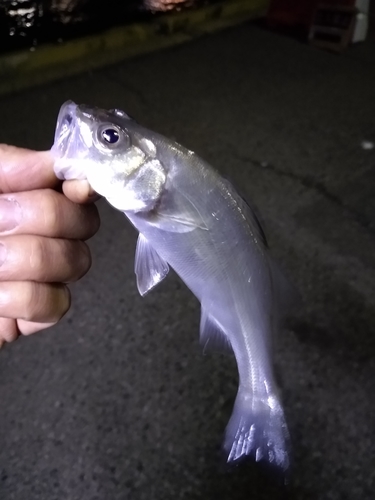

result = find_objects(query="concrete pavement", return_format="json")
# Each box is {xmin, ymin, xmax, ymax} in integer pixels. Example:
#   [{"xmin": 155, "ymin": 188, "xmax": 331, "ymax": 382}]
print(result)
[{"xmin": 1, "ymin": 20, "xmax": 375, "ymax": 500}]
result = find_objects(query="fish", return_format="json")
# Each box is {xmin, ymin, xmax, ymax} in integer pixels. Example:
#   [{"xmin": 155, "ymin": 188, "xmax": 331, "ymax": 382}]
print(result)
[{"xmin": 52, "ymin": 100, "xmax": 293, "ymax": 470}]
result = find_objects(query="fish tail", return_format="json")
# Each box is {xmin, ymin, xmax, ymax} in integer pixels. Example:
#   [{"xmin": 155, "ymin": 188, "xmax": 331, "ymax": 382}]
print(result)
[{"xmin": 224, "ymin": 387, "xmax": 290, "ymax": 470}]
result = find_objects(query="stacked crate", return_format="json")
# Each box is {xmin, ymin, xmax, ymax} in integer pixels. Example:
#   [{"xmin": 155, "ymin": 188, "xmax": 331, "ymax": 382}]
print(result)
[
  {"xmin": 267, "ymin": 0, "xmax": 370, "ymax": 47},
  {"xmin": 352, "ymin": 0, "xmax": 369, "ymax": 42}
]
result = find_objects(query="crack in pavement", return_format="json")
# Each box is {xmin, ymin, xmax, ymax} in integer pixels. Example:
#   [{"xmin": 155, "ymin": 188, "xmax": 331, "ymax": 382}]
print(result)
[
  {"xmin": 231, "ymin": 149, "xmax": 374, "ymax": 236},
  {"xmin": 101, "ymin": 72, "xmax": 151, "ymax": 109}
]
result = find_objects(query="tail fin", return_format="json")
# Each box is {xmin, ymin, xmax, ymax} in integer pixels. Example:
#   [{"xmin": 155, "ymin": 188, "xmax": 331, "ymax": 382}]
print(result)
[{"xmin": 224, "ymin": 388, "xmax": 290, "ymax": 470}]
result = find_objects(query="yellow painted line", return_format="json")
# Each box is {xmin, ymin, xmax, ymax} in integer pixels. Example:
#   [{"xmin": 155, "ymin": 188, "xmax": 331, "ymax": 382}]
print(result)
[{"xmin": 0, "ymin": 0, "xmax": 269, "ymax": 96}]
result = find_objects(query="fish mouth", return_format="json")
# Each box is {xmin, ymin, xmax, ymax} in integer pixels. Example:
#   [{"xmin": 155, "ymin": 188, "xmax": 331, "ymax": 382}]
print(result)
[
  {"xmin": 52, "ymin": 100, "xmax": 94, "ymax": 181},
  {"xmin": 53, "ymin": 101, "xmax": 77, "ymax": 152},
  {"xmin": 52, "ymin": 100, "xmax": 78, "ymax": 160}
]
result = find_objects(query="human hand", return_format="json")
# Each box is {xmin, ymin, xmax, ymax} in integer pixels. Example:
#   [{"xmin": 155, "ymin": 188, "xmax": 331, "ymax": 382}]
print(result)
[{"xmin": 0, "ymin": 144, "xmax": 100, "ymax": 347}]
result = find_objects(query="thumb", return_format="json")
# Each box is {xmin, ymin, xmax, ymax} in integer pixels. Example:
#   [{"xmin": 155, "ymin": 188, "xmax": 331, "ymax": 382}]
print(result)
[{"xmin": 0, "ymin": 145, "xmax": 58, "ymax": 194}]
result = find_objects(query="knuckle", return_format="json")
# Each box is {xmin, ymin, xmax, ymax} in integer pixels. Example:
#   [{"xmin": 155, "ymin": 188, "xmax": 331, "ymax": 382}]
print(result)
[
  {"xmin": 0, "ymin": 317, "xmax": 18, "ymax": 343},
  {"xmin": 87, "ymin": 205, "xmax": 101, "ymax": 236},
  {"xmin": 63, "ymin": 240, "xmax": 92, "ymax": 282},
  {"xmin": 29, "ymin": 237, "xmax": 48, "ymax": 275},
  {"xmin": 22, "ymin": 283, "xmax": 70, "ymax": 322},
  {"xmin": 22, "ymin": 282, "xmax": 40, "ymax": 321},
  {"xmin": 75, "ymin": 242, "xmax": 92, "ymax": 280},
  {"xmin": 58, "ymin": 286, "xmax": 71, "ymax": 320},
  {"xmin": 41, "ymin": 189, "xmax": 61, "ymax": 233},
  {"xmin": 79, "ymin": 204, "xmax": 100, "ymax": 240}
]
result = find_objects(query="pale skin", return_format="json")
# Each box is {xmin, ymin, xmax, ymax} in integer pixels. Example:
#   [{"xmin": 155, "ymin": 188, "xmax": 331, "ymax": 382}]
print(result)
[{"xmin": 0, "ymin": 144, "xmax": 100, "ymax": 347}]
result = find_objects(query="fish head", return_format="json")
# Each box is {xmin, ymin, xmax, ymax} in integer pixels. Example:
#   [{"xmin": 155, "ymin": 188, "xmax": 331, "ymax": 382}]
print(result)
[{"xmin": 52, "ymin": 100, "xmax": 166, "ymax": 212}]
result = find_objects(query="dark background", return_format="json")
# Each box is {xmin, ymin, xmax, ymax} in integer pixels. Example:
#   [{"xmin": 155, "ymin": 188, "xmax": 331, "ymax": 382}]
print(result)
[
  {"xmin": 0, "ymin": 0, "xmax": 214, "ymax": 53},
  {"xmin": 1, "ymin": 9, "xmax": 375, "ymax": 500}
]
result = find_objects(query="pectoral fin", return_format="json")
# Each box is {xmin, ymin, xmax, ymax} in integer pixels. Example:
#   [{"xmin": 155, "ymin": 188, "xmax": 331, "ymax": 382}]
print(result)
[
  {"xmin": 140, "ymin": 188, "xmax": 208, "ymax": 233},
  {"xmin": 135, "ymin": 234, "xmax": 169, "ymax": 296},
  {"xmin": 200, "ymin": 308, "xmax": 232, "ymax": 354},
  {"xmin": 153, "ymin": 212, "xmax": 208, "ymax": 233}
]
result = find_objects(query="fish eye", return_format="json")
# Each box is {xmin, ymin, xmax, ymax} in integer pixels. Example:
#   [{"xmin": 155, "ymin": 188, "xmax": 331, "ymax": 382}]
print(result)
[
  {"xmin": 101, "ymin": 128, "xmax": 119, "ymax": 144},
  {"xmin": 97, "ymin": 124, "xmax": 128, "ymax": 150}
]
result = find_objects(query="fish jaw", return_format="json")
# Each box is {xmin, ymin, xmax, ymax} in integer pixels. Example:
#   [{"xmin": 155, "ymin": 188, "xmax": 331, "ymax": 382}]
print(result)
[{"xmin": 51, "ymin": 100, "xmax": 94, "ymax": 181}]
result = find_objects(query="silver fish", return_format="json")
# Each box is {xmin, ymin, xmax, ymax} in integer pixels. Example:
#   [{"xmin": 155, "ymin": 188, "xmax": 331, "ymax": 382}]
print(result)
[{"xmin": 52, "ymin": 100, "xmax": 292, "ymax": 469}]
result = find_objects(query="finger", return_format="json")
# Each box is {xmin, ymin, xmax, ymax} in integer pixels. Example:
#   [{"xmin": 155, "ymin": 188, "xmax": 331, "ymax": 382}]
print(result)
[
  {"xmin": 0, "ymin": 317, "xmax": 18, "ymax": 344},
  {"xmin": 0, "ymin": 282, "xmax": 70, "ymax": 322},
  {"xmin": 0, "ymin": 235, "xmax": 91, "ymax": 283},
  {"xmin": 17, "ymin": 319, "xmax": 57, "ymax": 337},
  {"xmin": 63, "ymin": 179, "xmax": 101, "ymax": 204},
  {"xmin": 0, "ymin": 317, "xmax": 58, "ymax": 345},
  {"xmin": 0, "ymin": 146, "xmax": 58, "ymax": 193},
  {"xmin": 0, "ymin": 189, "xmax": 100, "ymax": 239}
]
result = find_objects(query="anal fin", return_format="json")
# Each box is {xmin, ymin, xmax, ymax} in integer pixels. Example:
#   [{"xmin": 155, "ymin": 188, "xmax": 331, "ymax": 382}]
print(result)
[{"xmin": 200, "ymin": 308, "xmax": 232, "ymax": 354}]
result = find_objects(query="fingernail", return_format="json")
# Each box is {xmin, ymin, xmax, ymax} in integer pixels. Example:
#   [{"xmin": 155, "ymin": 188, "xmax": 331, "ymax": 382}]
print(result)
[
  {"xmin": 0, "ymin": 243, "xmax": 7, "ymax": 267},
  {"xmin": 0, "ymin": 198, "xmax": 22, "ymax": 232}
]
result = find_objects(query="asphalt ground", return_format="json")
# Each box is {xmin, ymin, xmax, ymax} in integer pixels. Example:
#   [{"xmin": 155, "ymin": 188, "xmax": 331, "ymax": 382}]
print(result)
[{"xmin": 1, "ymin": 20, "xmax": 375, "ymax": 500}]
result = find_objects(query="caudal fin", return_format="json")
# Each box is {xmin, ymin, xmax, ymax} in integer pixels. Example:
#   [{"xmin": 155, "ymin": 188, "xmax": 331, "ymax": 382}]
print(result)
[{"xmin": 224, "ymin": 389, "xmax": 290, "ymax": 470}]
